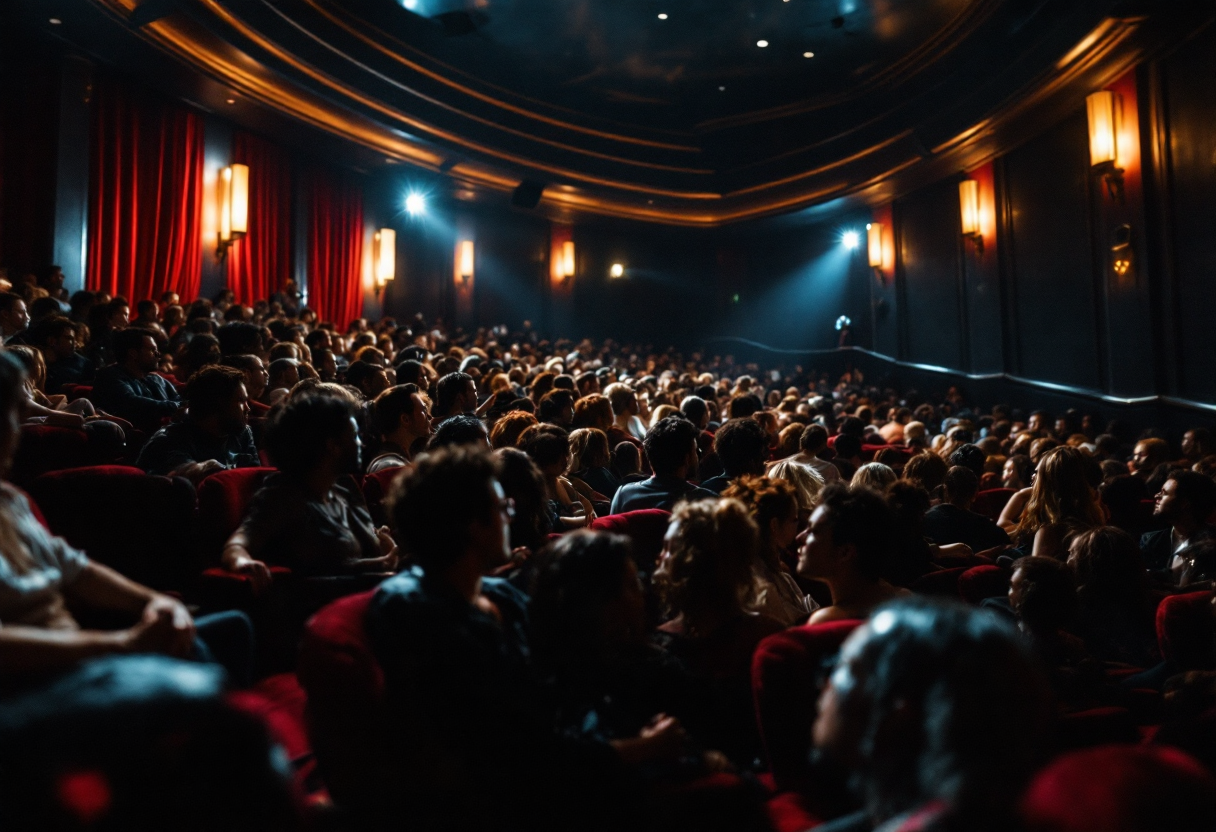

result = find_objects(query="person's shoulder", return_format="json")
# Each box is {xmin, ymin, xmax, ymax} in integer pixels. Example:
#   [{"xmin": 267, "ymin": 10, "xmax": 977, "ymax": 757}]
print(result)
[{"xmin": 1140, "ymin": 528, "xmax": 1170, "ymax": 548}]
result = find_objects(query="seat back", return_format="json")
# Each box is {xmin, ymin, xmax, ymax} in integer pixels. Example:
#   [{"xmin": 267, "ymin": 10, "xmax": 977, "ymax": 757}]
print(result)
[
  {"xmin": 8, "ymin": 425, "xmax": 91, "ymax": 486},
  {"xmin": 752, "ymin": 619, "xmax": 862, "ymax": 792},
  {"xmin": 958, "ymin": 564, "xmax": 1012, "ymax": 604},
  {"xmin": 1156, "ymin": 591, "xmax": 1215, "ymax": 673},
  {"xmin": 196, "ymin": 467, "xmax": 277, "ymax": 560},
  {"xmin": 910, "ymin": 566, "xmax": 969, "ymax": 598},
  {"xmin": 972, "ymin": 488, "xmax": 1016, "ymax": 521},
  {"xmin": 590, "ymin": 509, "xmax": 671, "ymax": 573},
  {"xmin": 26, "ymin": 465, "xmax": 199, "ymax": 590},
  {"xmin": 361, "ymin": 466, "xmax": 405, "ymax": 528}
]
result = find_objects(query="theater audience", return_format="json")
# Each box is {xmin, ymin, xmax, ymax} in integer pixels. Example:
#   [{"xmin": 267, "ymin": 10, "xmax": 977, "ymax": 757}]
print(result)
[
  {"xmin": 568, "ymin": 427, "xmax": 621, "ymax": 499},
  {"xmin": 1000, "ymin": 446, "xmax": 1104, "ymax": 559},
  {"xmin": 850, "ymin": 461, "xmax": 896, "ymax": 492},
  {"xmin": 263, "ymin": 357, "xmax": 300, "ymax": 405},
  {"xmin": 1068, "ymin": 526, "xmax": 1160, "ymax": 668},
  {"xmin": 0, "ymin": 292, "xmax": 30, "ymax": 344},
  {"xmin": 788, "ymin": 423, "xmax": 842, "ymax": 484},
  {"xmin": 1141, "ymin": 470, "xmax": 1216, "ymax": 581},
  {"xmin": 26, "ymin": 315, "xmax": 93, "ymax": 395},
  {"xmin": 610, "ymin": 416, "xmax": 714, "ymax": 512},
  {"xmin": 432, "ymin": 371, "xmax": 478, "ymax": 421},
  {"xmin": 701, "ymin": 417, "xmax": 769, "ymax": 494},
  {"xmin": 367, "ymin": 383, "xmax": 432, "ymax": 473},
  {"xmin": 91, "ymin": 327, "xmax": 181, "ymax": 430},
  {"xmin": 923, "ymin": 466, "xmax": 1011, "ymax": 552}
]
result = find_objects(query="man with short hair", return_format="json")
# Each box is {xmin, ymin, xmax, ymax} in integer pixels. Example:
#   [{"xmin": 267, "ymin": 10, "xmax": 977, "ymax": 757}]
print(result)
[
  {"xmin": 0, "ymin": 292, "xmax": 30, "ymax": 344},
  {"xmin": 136, "ymin": 365, "xmax": 257, "ymax": 484},
  {"xmin": 700, "ymin": 417, "xmax": 768, "ymax": 494},
  {"xmin": 610, "ymin": 415, "xmax": 714, "ymax": 512},
  {"xmin": 91, "ymin": 328, "xmax": 181, "ymax": 429},
  {"xmin": 1142, "ymin": 470, "xmax": 1216, "ymax": 581},
  {"xmin": 1129, "ymin": 437, "xmax": 1171, "ymax": 480},
  {"xmin": 216, "ymin": 321, "xmax": 268, "ymax": 360},
  {"xmin": 346, "ymin": 360, "xmax": 391, "ymax": 401},
  {"xmin": 923, "ymin": 466, "xmax": 1010, "ymax": 552},
  {"xmin": 789, "ymin": 423, "xmax": 842, "ymax": 484},
  {"xmin": 368, "ymin": 384, "xmax": 433, "ymax": 472},
  {"xmin": 222, "ymin": 355, "xmax": 270, "ymax": 416},
  {"xmin": 604, "ymin": 382, "xmax": 646, "ymax": 442},
  {"xmin": 431, "ymin": 371, "xmax": 478, "ymax": 422},
  {"xmin": 27, "ymin": 315, "xmax": 93, "ymax": 394}
]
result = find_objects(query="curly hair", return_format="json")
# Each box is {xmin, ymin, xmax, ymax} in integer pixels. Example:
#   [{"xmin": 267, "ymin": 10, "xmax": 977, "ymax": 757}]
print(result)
[
  {"xmin": 489, "ymin": 410, "xmax": 538, "ymax": 450},
  {"xmin": 903, "ymin": 452, "xmax": 949, "ymax": 495},
  {"xmin": 1013, "ymin": 446, "xmax": 1104, "ymax": 548},
  {"xmin": 654, "ymin": 498, "xmax": 757, "ymax": 633}
]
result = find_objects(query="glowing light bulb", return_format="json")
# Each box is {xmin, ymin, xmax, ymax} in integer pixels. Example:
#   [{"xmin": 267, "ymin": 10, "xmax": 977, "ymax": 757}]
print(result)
[
  {"xmin": 405, "ymin": 193, "xmax": 426, "ymax": 216},
  {"xmin": 842, "ymin": 230, "xmax": 860, "ymax": 250}
]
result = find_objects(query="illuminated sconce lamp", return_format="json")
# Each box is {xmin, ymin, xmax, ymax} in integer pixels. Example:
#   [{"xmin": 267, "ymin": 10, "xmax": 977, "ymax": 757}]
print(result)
[
  {"xmin": 1086, "ymin": 90, "xmax": 1124, "ymax": 201},
  {"xmin": 958, "ymin": 178, "xmax": 983, "ymax": 255},
  {"xmin": 372, "ymin": 228, "xmax": 396, "ymax": 292},
  {"xmin": 865, "ymin": 223, "xmax": 883, "ymax": 269},
  {"xmin": 216, "ymin": 163, "xmax": 249, "ymax": 257},
  {"xmin": 561, "ymin": 240, "xmax": 576, "ymax": 281},
  {"xmin": 457, "ymin": 239, "xmax": 475, "ymax": 285}
]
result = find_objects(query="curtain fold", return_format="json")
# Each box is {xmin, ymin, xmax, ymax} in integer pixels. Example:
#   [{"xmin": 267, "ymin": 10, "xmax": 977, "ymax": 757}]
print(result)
[
  {"xmin": 227, "ymin": 131, "xmax": 292, "ymax": 305},
  {"xmin": 86, "ymin": 77, "xmax": 203, "ymax": 302},
  {"xmin": 304, "ymin": 166, "xmax": 363, "ymax": 329}
]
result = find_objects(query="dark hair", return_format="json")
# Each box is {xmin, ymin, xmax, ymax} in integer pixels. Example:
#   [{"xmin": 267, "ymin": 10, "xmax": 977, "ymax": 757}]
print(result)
[
  {"xmin": 834, "ymin": 434, "xmax": 863, "ymax": 460},
  {"xmin": 713, "ymin": 417, "xmax": 769, "ymax": 478},
  {"xmin": 373, "ymin": 384, "xmax": 421, "ymax": 437},
  {"xmin": 428, "ymin": 413, "xmax": 488, "ymax": 450},
  {"xmin": 1168, "ymin": 471, "xmax": 1216, "ymax": 522},
  {"xmin": 435, "ymin": 372, "xmax": 474, "ymax": 416},
  {"xmin": 179, "ymin": 333, "xmax": 221, "ymax": 379},
  {"xmin": 1007, "ymin": 453, "xmax": 1033, "ymax": 486},
  {"xmin": 25, "ymin": 315, "xmax": 75, "ymax": 349},
  {"xmin": 395, "ymin": 359, "xmax": 426, "ymax": 387},
  {"xmin": 389, "ymin": 445, "xmax": 500, "ymax": 571},
  {"xmin": 904, "ymin": 452, "xmax": 949, "ymax": 494},
  {"xmin": 345, "ymin": 360, "xmax": 382, "ymax": 391},
  {"xmin": 818, "ymin": 483, "xmax": 894, "ymax": 581},
  {"xmin": 800, "ymin": 423, "xmax": 829, "ymax": 454},
  {"xmin": 0, "ymin": 291, "xmax": 24, "ymax": 315},
  {"xmin": 680, "ymin": 396, "xmax": 709, "ymax": 426},
  {"xmin": 264, "ymin": 393, "xmax": 358, "ymax": 477},
  {"xmin": 838, "ymin": 416, "xmax": 865, "ymax": 438},
  {"xmin": 112, "ymin": 327, "xmax": 156, "ymax": 363},
  {"xmin": 948, "ymin": 444, "xmax": 986, "ymax": 478},
  {"xmin": 496, "ymin": 447, "xmax": 552, "ymax": 550},
  {"xmin": 644, "ymin": 415, "xmax": 699, "ymax": 478},
  {"xmin": 216, "ymin": 322, "xmax": 264, "ymax": 357},
  {"xmin": 943, "ymin": 465, "xmax": 980, "ymax": 504},
  {"xmin": 520, "ymin": 424, "xmax": 570, "ymax": 469},
  {"xmin": 267, "ymin": 358, "xmax": 299, "ymax": 384},
  {"xmin": 1011, "ymin": 555, "xmax": 1076, "ymax": 633},
  {"xmin": 727, "ymin": 394, "xmax": 763, "ymax": 419},
  {"xmin": 537, "ymin": 389, "xmax": 575, "ymax": 424},
  {"xmin": 185, "ymin": 365, "xmax": 246, "ymax": 420},
  {"xmin": 613, "ymin": 441, "xmax": 640, "ymax": 475}
]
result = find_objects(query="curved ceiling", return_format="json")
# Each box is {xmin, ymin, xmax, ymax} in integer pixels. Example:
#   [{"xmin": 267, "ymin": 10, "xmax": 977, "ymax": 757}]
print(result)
[{"xmin": 51, "ymin": 0, "xmax": 1161, "ymax": 223}]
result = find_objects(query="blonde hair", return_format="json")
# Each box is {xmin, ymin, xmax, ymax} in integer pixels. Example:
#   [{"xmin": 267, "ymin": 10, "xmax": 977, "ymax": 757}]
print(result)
[
  {"xmin": 767, "ymin": 459, "xmax": 826, "ymax": 513},
  {"xmin": 1013, "ymin": 446, "xmax": 1104, "ymax": 547},
  {"xmin": 489, "ymin": 410, "xmax": 538, "ymax": 450},
  {"xmin": 649, "ymin": 404, "xmax": 678, "ymax": 429},
  {"xmin": 567, "ymin": 427, "xmax": 609, "ymax": 472},
  {"xmin": 851, "ymin": 462, "xmax": 897, "ymax": 492}
]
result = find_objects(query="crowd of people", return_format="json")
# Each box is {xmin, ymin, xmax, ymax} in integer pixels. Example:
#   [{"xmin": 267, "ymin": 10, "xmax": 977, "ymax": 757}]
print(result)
[{"xmin": 1, "ymin": 270, "xmax": 1215, "ymax": 831}]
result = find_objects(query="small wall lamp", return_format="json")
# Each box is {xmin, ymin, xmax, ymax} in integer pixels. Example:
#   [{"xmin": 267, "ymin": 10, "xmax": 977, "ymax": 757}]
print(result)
[
  {"xmin": 1086, "ymin": 90, "xmax": 1124, "ymax": 201},
  {"xmin": 216, "ymin": 163, "xmax": 249, "ymax": 257},
  {"xmin": 457, "ymin": 239, "xmax": 475, "ymax": 285},
  {"xmin": 372, "ymin": 228, "xmax": 395, "ymax": 290},
  {"xmin": 865, "ymin": 222, "xmax": 883, "ymax": 269},
  {"xmin": 561, "ymin": 240, "xmax": 576, "ymax": 280},
  {"xmin": 958, "ymin": 178, "xmax": 983, "ymax": 255}
]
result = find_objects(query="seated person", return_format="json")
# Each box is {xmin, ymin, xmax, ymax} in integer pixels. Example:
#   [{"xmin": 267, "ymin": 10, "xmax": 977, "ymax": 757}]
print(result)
[
  {"xmin": 220, "ymin": 392, "xmax": 397, "ymax": 588},
  {"xmin": 1068, "ymin": 526, "xmax": 1160, "ymax": 668},
  {"xmin": 922, "ymin": 465, "xmax": 1011, "ymax": 552},
  {"xmin": 610, "ymin": 416, "xmax": 715, "ymax": 513},
  {"xmin": 1142, "ymin": 470, "xmax": 1216, "ymax": 582},
  {"xmin": 261, "ymin": 357, "xmax": 300, "ymax": 406},
  {"xmin": 797, "ymin": 483, "xmax": 909, "ymax": 624},
  {"xmin": 366, "ymin": 447, "xmax": 682, "ymax": 831},
  {"xmin": 136, "ymin": 365, "xmax": 258, "ymax": 484},
  {"xmin": 812, "ymin": 598, "xmax": 1052, "ymax": 832},
  {"xmin": 91, "ymin": 328, "xmax": 181, "ymax": 430},
  {"xmin": 520, "ymin": 424, "xmax": 595, "ymax": 529},
  {"xmin": 427, "ymin": 413, "xmax": 490, "ymax": 451},
  {"xmin": 345, "ymin": 360, "xmax": 390, "ymax": 401},
  {"xmin": 5, "ymin": 345, "xmax": 94, "ymax": 427},
  {"xmin": 0, "ymin": 353, "xmax": 251, "ymax": 688},
  {"xmin": 366, "ymin": 383, "xmax": 432, "ymax": 473},
  {"xmin": 700, "ymin": 417, "xmax": 768, "ymax": 494},
  {"xmin": 222, "ymin": 354, "xmax": 271, "ymax": 416},
  {"xmin": 653, "ymin": 497, "xmax": 784, "ymax": 765},
  {"xmin": 567, "ymin": 426, "xmax": 621, "ymax": 500},
  {"xmin": 613, "ymin": 440, "xmax": 646, "ymax": 484},
  {"xmin": 26, "ymin": 315, "xmax": 93, "ymax": 395},
  {"xmin": 787, "ymin": 423, "xmax": 843, "ymax": 485}
]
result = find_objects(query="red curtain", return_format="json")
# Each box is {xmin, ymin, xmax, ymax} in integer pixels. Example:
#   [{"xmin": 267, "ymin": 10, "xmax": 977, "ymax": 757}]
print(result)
[
  {"xmin": 304, "ymin": 166, "xmax": 363, "ymax": 329},
  {"xmin": 86, "ymin": 76, "xmax": 203, "ymax": 302},
  {"xmin": 226, "ymin": 132, "xmax": 292, "ymax": 305}
]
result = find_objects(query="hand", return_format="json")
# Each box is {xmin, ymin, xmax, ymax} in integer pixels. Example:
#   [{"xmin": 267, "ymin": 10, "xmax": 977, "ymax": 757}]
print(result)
[
  {"xmin": 376, "ymin": 526, "xmax": 396, "ymax": 556},
  {"xmin": 637, "ymin": 713, "xmax": 686, "ymax": 760},
  {"xmin": 142, "ymin": 595, "xmax": 195, "ymax": 657},
  {"xmin": 229, "ymin": 554, "xmax": 273, "ymax": 595}
]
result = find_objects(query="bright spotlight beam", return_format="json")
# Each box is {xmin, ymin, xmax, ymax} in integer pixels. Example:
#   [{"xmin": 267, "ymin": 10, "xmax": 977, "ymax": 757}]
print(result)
[
  {"xmin": 405, "ymin": 193, "xmax": 427, "ymax": 217},
  {"xmin": 842, "ymin": 230, "xmax": 860, "ymax": 250}
]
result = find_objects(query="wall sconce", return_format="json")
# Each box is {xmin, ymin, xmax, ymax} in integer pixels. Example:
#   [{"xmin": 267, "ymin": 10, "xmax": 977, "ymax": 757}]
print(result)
[
  {"xmin": 958, "ymin": 178, "xmax": 983, "ymax": 255},
  {"xmin": 372, "ymin": 228, "xmax": 395, "ymax": 291},
  {"xmin": 1086, "ymin": 90, "xmax": 1124, "ymax": 201},
  {"xmin": 865, "ymin": 223, "xmax": 883, "ymax": 269},
  {"xmin": 216, "ymin": 163, "xmax": 249, "ymax": 258},
  {"xmin": 561, "ymin": 240, "xmax": 576, "ymax": 280},
  {"xmin": 458, "ymin": 239, "xmax": 475, "ymax": 285}
]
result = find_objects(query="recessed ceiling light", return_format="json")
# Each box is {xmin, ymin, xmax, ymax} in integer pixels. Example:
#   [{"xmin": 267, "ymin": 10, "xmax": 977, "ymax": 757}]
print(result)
[
  {"xmin": 757, "ymin": 40, "xmax": 769, "ymax": 48},
  {"xmin": 803, "ymin": 51, "xmax": 815, "ymax": 58},
  {"xmin": 226, "ymin": 98, "xmax": 235, "ymax": 104},
  {"xmin": 718, "ymin": 85, "xmax": 726, "ymax": 91},
  {"xmin": 657, "ymin": 12, "xmax": 667, "ymax": 19},
  {"xmin": 49, "ymin": 17, "xmax": 62, "ymax": 24}
]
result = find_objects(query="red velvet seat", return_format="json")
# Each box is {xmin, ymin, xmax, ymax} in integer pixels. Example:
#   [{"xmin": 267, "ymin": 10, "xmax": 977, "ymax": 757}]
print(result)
[
  {"xmin": 60, "ymin": 383, "xmax": 93, "ymax": 402},
  {"xmin": 910, "ymin": 566, "xmax": 969, "ymax": 598},
  {"xmin": 1021, "ymin": 745, "xmax": 1216, "ymax": 832},
  {"xmin": 226, "ymin": 673, "xmax": 322, "ymax": 801},
  {"xmin": 752, "ymin": 619, "xmax": 862, "ymax": 792},
  {"xmin": 197, "ymin": 466, "xmax": 277, "ymax": 558},
  {"xmin": 1156, "ymin": 591, "xmax": 1214, "ymax": 673},
  {"xmin": 972, "ymin": 487, "xmax": 1015, "ymax": 521},
  {"xmin": 296, "ymin": 591, "xmax": 387, "ymax": 811},
  {"xmin": 361, "ymin": 466, "xmax": 404, "ymax": 528},
  {"xmin": 8, "ymin": 425, "xmax": 92, "ymax": 486},
  {"xmin": 26, "ymin": 465, "xmax": 198, "ymax": 590},
  {"xmin": 958, "ymin": 564, "xmax": 1011, "ymax": 604},
  {"xmin": 589, "ymin": 509, "xmax": 671, "ymax": 572}
]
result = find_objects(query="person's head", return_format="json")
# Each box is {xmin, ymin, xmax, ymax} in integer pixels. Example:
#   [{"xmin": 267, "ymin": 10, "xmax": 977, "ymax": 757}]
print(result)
[
  {"xmin": 903, "ymin": 421, "xmax": 928, "ymax": 448},
  {"xmin": 680, "ymin": 395, "xmax": 710, "ymax": 431},
  {"xmin": 428, "ymin": 413, "xmax": 490, "ymax": 451},
  {"xmin": 1015, "ymin": 447, "xmax": 1104, "ymax": 546},
  {"xmin": 604, "ymin": 382, "xmax": 638, "ymax": 418},
  {"xmin": 1067, "ymin": 526, "xmax": 1149, "ymax": 609},
  {"xmin": 851, "ymin": 463, "xmax": 897, "ymax": 493},
  {"xmin": 838, "ymin": 416, "xmax": 866, "ymax": 438},
  {"xmin": 264, "ymin": 391, "xmax": 361, "ymax": 478},
  {"xmin": 644, "ymin": 415, "xmax": 700, "ymax": 479},
  {"xmin": 713, "ymin": 417, "xmax": 769, "ymax": 479},
  {"xmin": 112, "ymin": 327, "xmax": 160, "ymax": 373},
  {"xmin": 530, "ymin": 531, "xmax": 645, "ymax": 676},
  {"xmin": 435, "ymin": 371, "xmax": 477, "ymax": 417},
  {"xmin": 495, "ymin": 447, "xmax": 552, "ymax": 550},
  {"xmin": 305, "ymin": 328, "xmax": 332, "ymax": 354},
  {"xmin": 798, "ymin": 484, "xmax": 894, "ymax": 584},
  {"xmin": 1027, "ymin": 411, "xmax": 1048, "ymax": 433},
  {"xmin": 613, "ymin": 441, "xmax": 641, "ymax": 477},
  {"xmin": 834, "ymin": 434, "xmax": 863, "ymax": 462},
  {"xmin": 1154, "ymin": 470, "xmax": 1216, "ymax": 529},
  {"xmin": 6, "ymin": 345, "xmax": 46, "ymax": 393},
  {"xmin": 767, "ymin": 459, "xmax": 826, "ymax": 521},
  {"xmin": 538, "ymin": 388, "xmax": 576, "ymax": 427},
  {"xmin": 1181, "ymin": 428, "xmax": 1214, "ymax": 462},
  {"xmin": 222, "ymin": 354, "xmax": 269, "ymax": 401},
  {"xmin": 267, "ymin": 357, "xmax": 301, "ymax": 392},
  {"xmin": 1130, "ymin": 437, "xmax": 1170, "ymax": 475},
  {"xmin": 1004, "ymin": 454, "xmax": 1033, "ymax": 490},
  {"xmin": 575, "ymin": 371, "xmax": 600, "ymax": 397},
  {"xmin": 185, "ymin": 365, "xmax": 249, "ymax": 434},
  {"xmin": 25, "ymin": 315, "xmax": 78, "ymax": 361},
  {"xmin": 800, "ymin": 423, "xmax": 829, "ymax": 456},
  {"xmin": 813, "ymin": 599, "xmax": 1051, "ymax": 823},
  {"xmin": 655, "ymin": 498, "xmax": 758, "ymax": 625},
  {"xmin": 520, "ymin": 424, "xmax": 572, "ymax": 476},
  {"xmin": 1009, "ymin": 555, "xmax": 1076, "ymax": 634},
  {"xmin": 373, "ymin": 383, "xmax": 432, "ymax": 443},
  {"xmin": 0, "ymin": 292, "xmax": 31, "ymax": 335},
  {"xmin": 394, "ymin": 358, "xmax": 426, "ymax": 388},
  {"xmin": 390, "ymin": 445, "xmax": 509, "ymax": 572},
  {"xmin": 178, "ymin": 333, "xmax": 222, "ymax": 381},
  {"xmin": 345, "ymin": 360, "xmax": 390, "ymax": 400},
  {"xmin": 943, "ymin": 465, "xmax": 980, "ymax": 509},
  {"xmin": 572, "ymin": 394, "xmax": 614, "ymax": 432},
  {"xmin": 106, "ymin": 297, "xmax": 130, "ymax": 329},
  {"xmin": 948, "ymin": 444, "xmax": 986, "ymax": 479},
  {"xmin": 216, "ymin": 322, "xmax": 266, "ymax": 359},
  {"xmin": 723, "ymin": 475, "xmax": 800, "ymax": 556},
  {"xmin": 727, "ymin": 393, "xmax": 763, "ymax": 419},
  {"xmin": 489, "ymin": 410, "xmax": 538, "ymax": 450},
  {"xmin": 568, "ymin": 427, "xmax": 610, "ymax": 472}
]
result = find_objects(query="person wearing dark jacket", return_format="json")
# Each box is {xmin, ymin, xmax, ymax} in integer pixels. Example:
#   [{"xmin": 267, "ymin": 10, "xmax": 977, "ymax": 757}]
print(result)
[
  {"xmin": 91, "ymin": 328, "xmax": 180, "ymax": 430},
  {"xmin": 923, "ymin": 466, "xmax": 1010, "ymax": 553}
]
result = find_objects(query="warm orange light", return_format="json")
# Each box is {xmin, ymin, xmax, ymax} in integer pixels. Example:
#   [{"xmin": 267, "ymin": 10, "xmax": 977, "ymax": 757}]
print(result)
[
  {"xmin": 1086, "ymin": 90, "xmax": 1120, "ymax": 168},
  {"xmin": 373, "ymin": 228, "xmax": 396, "ymax": 285},
  {"xmin": 866, "ymin": 223, "xmax": 883, "ymax": 269},
  {"xmin": 217, "ymin": 163, "xmax": 249, "ymax": 254},
  {"xmin": 958, "ymin": 179, "xmax": 980, "ymax": 237},
  {"xmin": 561, "ymin": 240, "xmax": 575, "ymax": 278},
  {"xmin": 458, "ymin": 240, "xmax": 475, "ymax": 281}
]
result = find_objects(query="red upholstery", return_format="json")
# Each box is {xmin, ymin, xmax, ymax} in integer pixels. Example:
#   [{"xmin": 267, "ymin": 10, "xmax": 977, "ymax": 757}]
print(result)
[
  {"xmin": 752, "ymin": 619, "xmax": 862, "ymax": 792},
  {"xmin": 226, "ymin": 673, "xmax": 315, "ymax": 792},
  {"xmin": 1021, "ymin": 745, "xmax": 1216, "ymax": 832},
  {"xmin": 196, "ymin": 466, "xmax": 277, "ymax": 558},
  {"xmin": 26, "ymin": 465, "xmax": 198, "ymax": 590},
  {"xmin": 61, "ymin": 384, "xmax": 93, "ymax": 402},
  {"xmin": 296, "ymin": 591, "xmax": 388, "ymax": 809},
  {"xmin": 361, "ymin": 466, "xmax": 404, "ymax": 527},
  {"xmin": 1156, "ymin": 591, "xmax": 1215, "ymax": 673},
  {"xmin": 972, "ymin": 488, "xmax": 1016, "ymax": 521},
  {"xmin": 8, "ymin": 425, "xmax": 91, "ymax": 486},
  {"xmin": 958, "ymin": 564, "xmax": 1011, "ymax": 604},
  {"xmin": 765, "ymin": 790, "xmax": 824, "ymax": 832},
  {"xmin": 910, "ymin": 566, "xmax": 969, "ymax": 598},
  {"xmin": 589, "ymin": 509, "xmax": 671, "ymax": 572}
]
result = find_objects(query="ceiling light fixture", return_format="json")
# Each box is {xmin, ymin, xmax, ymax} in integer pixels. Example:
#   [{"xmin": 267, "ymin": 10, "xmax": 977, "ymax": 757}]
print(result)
[
  {"xmin": 226, "ymin": 98, "xmax": 235, "ymax": 104},
  {"xmin": 657, "ymin": 12, "xmax": 668, "ymax": 19},
  {"xmin": 49, "ymin": 18, "xmax": 62, "ymax": 25},
  {"xmin": 803, "ymin": 51, "xmax": 815, "ymax": 58},
  {"xmin": 757, "ymin": 39, "xmax": 769, "ymax": 48},
  {"xmin": 405, "ymin": 192, "xmax": 427, "ymax": 217}
]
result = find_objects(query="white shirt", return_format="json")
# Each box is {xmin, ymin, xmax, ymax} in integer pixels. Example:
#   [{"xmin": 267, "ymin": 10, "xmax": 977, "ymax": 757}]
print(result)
[{"xmin": 0, "ymin": 485, "xmax": 90, "ymax": 629}]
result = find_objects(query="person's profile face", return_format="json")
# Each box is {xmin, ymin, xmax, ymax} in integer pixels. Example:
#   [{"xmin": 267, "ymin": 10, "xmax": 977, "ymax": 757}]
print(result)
[
  {"xmin": 137, "ymin": 336, "xmax": 160, "ymax": 372},
  {"xmin": 1027, "ymin": 414, "xmax": 1043, "ymax": 433},
  {"xmin": 338, "ymin": 416, "xmax": 362, "ymax": 473},
  {"xmin": 797, "ymin": 505, "xmax": 836, "ymax": 578},
  {"xmin": 410, "ymin": 393, "xmax": 433, "ymax": 436},
  {"xmin": 1003, "ymin": 458, "xmax": 1021, "ymax": 488},
  {"xmin": 220, "ymin": 383, "xmax": 250, "ymax": 433},
  {"xmin": 1182, "ymin": 431, "xmax": 1197, "ymax": 458},
  {"xmin": 245, "ymin": 358, "xmax": 268, "ymax": 399},
  {"xmin": 1008, "ymin": 567, "xmax": 1027, "ymax": 614},
  {"xmin": 110, "ymin": 305, "xmax": 130, "ymax": 328},
  {"xmin": 1155, "ymin": 478, "xmax": 1181, "ymax": 521}
]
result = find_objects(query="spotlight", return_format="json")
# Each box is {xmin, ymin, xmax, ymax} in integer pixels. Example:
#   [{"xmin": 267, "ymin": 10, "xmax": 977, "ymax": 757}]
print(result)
[
  {"xmin": 835, "ymin": 315, "xmax": 852, "ymax": 331},
  {"xmin": 405, "ymin": 193, "xmax": 427, "ymax": 216},
  {"xmin": 757, "ymin": 39, "xmax": 769, "ymax": 48},
  {"xmin": 657, "ymin": 12, "xmax": 668, "ymax": 19},
  {"xmin": 803, "ymin": 51, "xmax": 815, "ymax": 58},
  {"xmin": 842, "ymin": 230, "xmax": 860, "ymax": 250},
  {"xmin": 610, "ymin": 263, "xmax": 625, "ymax": 278}
]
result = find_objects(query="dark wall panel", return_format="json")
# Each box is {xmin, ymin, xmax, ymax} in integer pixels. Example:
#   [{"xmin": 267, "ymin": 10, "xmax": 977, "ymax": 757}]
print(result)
[
  {"xmin": 895, "ymin": 178, "xmax": 965, "ymax": 370},
  {"xmin": 1004, "ymin": 110, "xmax": 1102, "ymax": 390}
]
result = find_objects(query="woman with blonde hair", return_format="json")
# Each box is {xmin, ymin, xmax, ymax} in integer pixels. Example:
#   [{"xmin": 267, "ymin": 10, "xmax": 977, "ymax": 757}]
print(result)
[
  {"xmin": 767, "ymin": 458, "xmax": 826, "ymax": 523},
  {"xmin": 648, "ymin": 404, "xmax": 678, "ymax": 429},
  {"xmin": 566, "ymin": 427, "xmax": 620, "ymax": 499},
  {"xmin": 999, "ymin": 446, "xmax": 1104, "ymax": 559},
  {"xmin": 4, "ymin": 345, "xmax": 95, "ymax": 427},
  {"xmin": 851, "ymin": 462, "xmax": 897, "ymax": 493}
]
